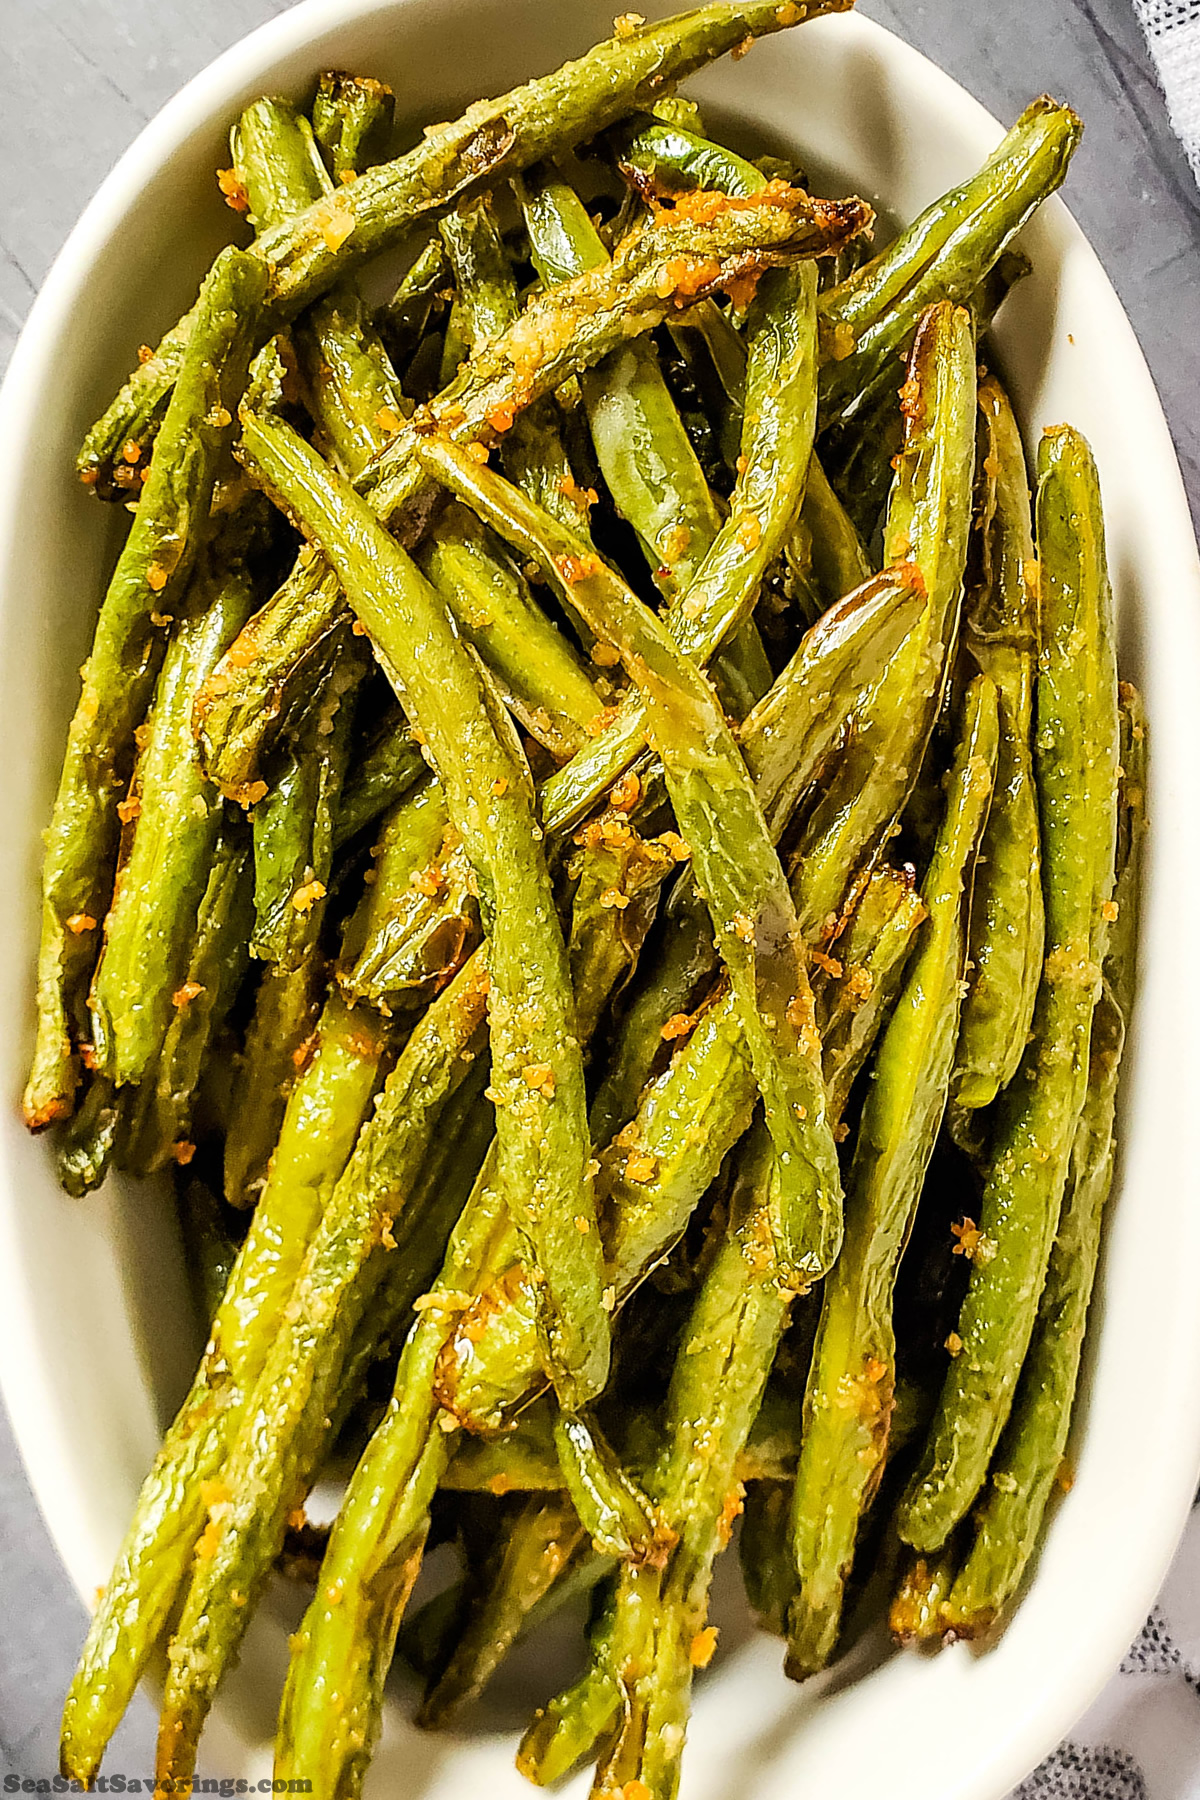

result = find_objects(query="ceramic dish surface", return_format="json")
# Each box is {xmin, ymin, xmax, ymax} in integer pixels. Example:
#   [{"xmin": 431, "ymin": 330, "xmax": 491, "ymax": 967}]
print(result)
[{"xmin": 3, "ymin": 4, "xmax": 1200, "ymax": 1797}]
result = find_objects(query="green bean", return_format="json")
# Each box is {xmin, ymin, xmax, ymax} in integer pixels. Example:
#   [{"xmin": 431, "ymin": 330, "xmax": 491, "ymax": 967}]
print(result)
[
  {"xmin": 178, "ymin": 1177, "xmax": 242, "ymax": 1326},
  {"xmin": 339, "ymin": 823, "xmax": 667, "ymax": 1442},
  {"xmin": 790, "ymin": 300, "xmax": 977, "ymax": 943},
  {"xmin": 818, "ymin": 97, "xmax": 1082, "ymax": 427},
  {"xmin": 524, "ymin": 848, "xmax": 933, "ymax": 1781},
  {"xmin": 270, "ymin": 1155, "xmax": 508, "ymax": 1798},
  {"xmin": 192, "ymin": 554, "xmax": 346, "ymax": 803},
  {"xmin": 441, "ymin": 1401, "xmax": 563, "ymax": 1494},
  {"xmin": 25, "ymin": 247, "xmax": 267, "ymax": 1130},
  {"xmin": 609, "ymin": 110, "xmax": 767, "ymax": 203},
  {"xmin": 249, "ymin": 653, "xmax": 359, "ymax": 966},
  {"xmin": 60, "ymin": 988, "xmax": 391, "ymax": 1785},
  {"xmin": 122, "ymin": 830, "xmax": 256, "ymax": 1176},
  {"xmin": 889, "ymin": 1547, "xmax": 960, "ymax": 1646},
  {"xmin": 898, "ymin": 425, "xmax": 1120, "ymax": 1553},
  {"xmin": 233, "ymin": 97, "xmax": 333, "ymax": 233},
  {"xmin": 222, "ymin": 951, "xmax": 323, "ymax": 1208},
  {"xmin": 155, "ymin": 955, "xmax": 490, "ymax": 1785},
  {"xmin": 332, "ymin": 1068, "xmax": 495, "ymax": 1445},
  {"xmin": 311, "ymin": 71, "xmax": 395, "ymax": 185},
  {"xmin": 440, "ymin": 194, "xmax": 519, "ymax": 347},
  {"xmin": 739, "ymin": 1480, "xmax": 794, "ymax": 1636},
  {"xmin": 78, "ymin": 0, "xmax": 853, "ymax": 486},
  {"xmin": 549, "ymin": 1123, "xmax": 791, "ymax": 1795},
  {"xmin": 567, "ymin": 821, "xmax": 677, "ymax": 1050},
  {"xmin": 522, "ymin": 151, "xmax": 778, "ymax": 711},
  {"xmin": 237, "ymin": 409, "xmax": 610, "ymax": 1408},
  {"xmin": 332, "ymin": 718, "xmax": 425, "ymax": 849},
  {"xmin": 786, "ymin": 675, "xmax": 997, "ymax": 1678},
  {"xmin": 820, "ymin": 249, "xmax": 1029, "ymax": 548},
  {"xmin": 531, "ymin": 253, "xmax": 872, "ymax": 840},
  {"xmin": 295, "ymin": 285, "xmax": 406, "ymax": 478},
  {"xmin": 54, "ymin": 1076, "xmax": 129, "ymax": 1199},
  {"xmin": 419, "ymin": 503, "xmax": 604, "ymax": 757},
  {"xmin": 437, "ymin": 191, "xmax": 600, "ymax": 545},
  {"xmin": 586, "ymin": 877, "xmax": 720, "ymax": 1150},
  {"xmin": 953, "ymin": 375, "xmax": 1044, "ymax": 1111},
  {"xmin": 517, "ymin": 1646, "xmax": 624, "ymax": 1788},
  {"xmin": 520, "ymin": 159, "xmax": 747, "ymax": 668},
  {"xmin": 554, "ymin": 1411, "xmax": 676, "ymax": 1567},
  {"xmin": 72, "ymin": 99, "xmax": 325, "ymax": 500},
  {"xmin": 416, "ymin": 428, "xmax": 842, "ymax": 1285},
  {"xmin": 340, "ymin": 796, "xmax": 477, "ymax": 1011},
  {"xmin": 249, "ymin": 95, "xmax": 412, "ymax": 994},
  {"xmin": 376, "ymin": 236, "xmax": 448, "ymax": 374},
  {"xmin": 417, "ymin": 1492, "xmax": 591, "ymax": 1728},
  {"xmin": 84, "ymin": 532, "xmax": 256, "ymax": 1088},
  {"xmin": 939, "ymin": 686, "xmax": 1144, "ymax": 1636},
  {"xmin": 818, "ymin": 866, "xmax": 929, "ymax": 1125}
]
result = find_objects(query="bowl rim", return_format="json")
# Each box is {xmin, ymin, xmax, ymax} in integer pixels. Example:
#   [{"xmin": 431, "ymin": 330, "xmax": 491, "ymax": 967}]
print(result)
[{"xmin": 3, "ymin": 5, "xmax": 1200, "ymax": 1798}]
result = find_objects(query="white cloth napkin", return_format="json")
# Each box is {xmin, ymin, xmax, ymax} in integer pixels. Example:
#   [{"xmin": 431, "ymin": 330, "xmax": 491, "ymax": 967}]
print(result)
[
  {"xmin": 1014, "ymin": 1498, "xmax": 1200, "ymax": 1799},
  {"xmin": 1132, "ymin": 0, "xmax": 1200, "ymax": 179}
]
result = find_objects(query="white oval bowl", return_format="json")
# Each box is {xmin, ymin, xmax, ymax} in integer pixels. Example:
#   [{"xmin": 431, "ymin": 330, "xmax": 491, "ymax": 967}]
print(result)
[{"xmin": 4, "ymin": 4, "xmax": 1200, "ymax": 1797}]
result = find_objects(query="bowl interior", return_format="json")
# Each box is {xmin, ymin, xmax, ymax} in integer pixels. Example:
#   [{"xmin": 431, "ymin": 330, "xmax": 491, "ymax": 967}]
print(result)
[{"xmin": 3, "ymin": 4, "xmax": 1200, "ymax": 1798}]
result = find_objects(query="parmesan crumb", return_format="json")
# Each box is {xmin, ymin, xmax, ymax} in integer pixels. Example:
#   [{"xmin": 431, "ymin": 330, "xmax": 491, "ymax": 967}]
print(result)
[
  {"xmin": 316, "ymin": 201, "xmax": 355, "ymax": 251},
  {"xmin": 625, "ymin": 1149, "xmax": 657, "ymax": 1184},
  {"xmin": 291, "ymin": 876, "xmax": 327, "ymax": 915},
  {"xmin": 216, "ymin": 167, "xmax": 249, "ymax": 213},
  {"xmin": 945, "ymin": 1331, "xmax": 963, "ymax": 1357},
  {"xmin": 410, "ymin": 865, "xmax": 443, "ymax": 898},
  {"xmin": 172, "ymin": 981, "xmax": 204, "ymax": 1009},
  {"xmin": 951, "ymin": 1217, "xmax": 996, "ymax": 1264},
  {"xmin": 522, "ymin": 1062, "xmax": 557, "ymax": 1099},
  {"xmin": 614, "ymin": 12, "xmax": 646, "ymax": 37},
  {"xmin": 661, "ymin": 1013, "xmax": 693, "ymax": 1042},
  {"xmin": 689, "ymin": 1627, "xmax": 719, "ymax": 1669},
  {"xmin": 66, "ymin": 912, "xmax": 97, "ymax": 935},
  {"xmin": 609, "ymin": 770, "xmax": 641, "ymax": 811},
  {"xmin": 811, "ymin": 949, "xmax": 844, "ymax": 978},
  {"xmin": 732, "ymin": 910, "xmax": 756, "ymax": 944}
]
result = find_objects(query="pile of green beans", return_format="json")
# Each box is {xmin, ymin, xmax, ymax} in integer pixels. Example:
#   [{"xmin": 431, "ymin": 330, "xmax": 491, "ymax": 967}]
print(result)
[{"xmin": 29, "ymin": 12, "xmax": 1139, "ymax": 1800}]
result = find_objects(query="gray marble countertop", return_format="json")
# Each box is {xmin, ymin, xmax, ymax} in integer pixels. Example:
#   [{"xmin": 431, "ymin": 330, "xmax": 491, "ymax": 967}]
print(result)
[{"xmin": 2, "ymin": 0, "xmax": 1198, "ymax": 1782}]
